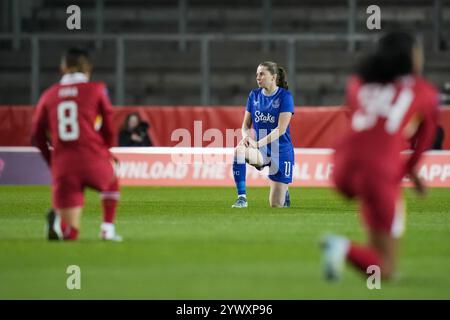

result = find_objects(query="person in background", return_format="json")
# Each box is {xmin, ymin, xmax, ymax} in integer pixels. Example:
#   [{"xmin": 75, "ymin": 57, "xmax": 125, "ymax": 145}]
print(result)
[
  {"xmin": 432, "ymin": 125, "xmax": 444, "ymax": 150},
  {"xmin": 119, "ymin": 112, "xmax": 152, "ymax": 147}
]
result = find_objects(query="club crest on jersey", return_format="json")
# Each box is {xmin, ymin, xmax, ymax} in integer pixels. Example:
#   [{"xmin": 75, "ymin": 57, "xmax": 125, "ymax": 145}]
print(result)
[
  {"xmin": 254, "ymin": 111, "xmax": 275, "ymax": 123},
  {"xmin": 272, "ymin": 99, "xmax": 280, "ymax": 108}
]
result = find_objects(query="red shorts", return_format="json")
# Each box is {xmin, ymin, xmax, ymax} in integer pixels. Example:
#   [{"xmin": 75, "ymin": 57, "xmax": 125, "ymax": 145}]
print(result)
[
  {"xmin": 51, "ymin": 158, "xmax": 117, "ymax": 209},
  {"xmin": 333, "ymin": 155, "xmax": 405, "ymax": 238}
]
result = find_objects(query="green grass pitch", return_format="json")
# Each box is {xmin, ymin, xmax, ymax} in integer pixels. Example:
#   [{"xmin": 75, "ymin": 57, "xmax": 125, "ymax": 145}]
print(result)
[{"xmin": 0, "ymin": 186, "xmax": 449, "ymax": 299}]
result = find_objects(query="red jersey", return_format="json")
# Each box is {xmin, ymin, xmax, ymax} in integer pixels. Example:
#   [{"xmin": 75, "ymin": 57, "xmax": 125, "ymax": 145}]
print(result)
[
  {"xmin": 32, "ymin": 73, "xmax": 115, "ymax": 170},
  {"xmin": 336, "ymin": 75, "xmax": 440, "ymax": 179}
]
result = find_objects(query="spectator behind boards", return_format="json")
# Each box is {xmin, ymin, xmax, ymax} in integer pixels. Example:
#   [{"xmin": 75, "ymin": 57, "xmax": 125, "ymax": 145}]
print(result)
[{"xmin": 119, "ymin": 112, "xmax": 152, "ymax": 147}]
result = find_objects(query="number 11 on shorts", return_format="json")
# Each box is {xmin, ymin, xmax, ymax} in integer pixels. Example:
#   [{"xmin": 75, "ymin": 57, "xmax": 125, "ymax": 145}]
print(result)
[{"xmin": 284, "ymin": 161, "xmax": 291, "ymax": 177}]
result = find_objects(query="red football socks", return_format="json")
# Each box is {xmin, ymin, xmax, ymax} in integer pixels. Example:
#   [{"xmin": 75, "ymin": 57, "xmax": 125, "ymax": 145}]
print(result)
[
  {"xmin": 347, "ymin": 243, "xmax": 381, "ymax": 274},
  {"xmin": 102, "ymin": 198, "xmax": 118, "ymax": 223},
  {"xmin": 59, "ymin": 218, "xmax": 78, "ymax": 240},
  {"xmin": 63, "ymin": 226, "xmax": 79, "ymax": 241},
  {"xmin": 101, "ymin": 180, "xmax": 120, "ymax": 224}
]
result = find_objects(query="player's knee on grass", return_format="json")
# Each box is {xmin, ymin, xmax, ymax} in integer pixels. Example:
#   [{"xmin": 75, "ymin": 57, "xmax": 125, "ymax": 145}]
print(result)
[
  {"xmin": 381, "ymin": 265, "xmax": 395, "ymax": 280},
  {"xmin": 368, "ymin": 230, "xmax": 398, "ymax": 280},
  {"xmin": 269, "ymin": 200, "xmax": 284, "ymax": 208},
  {"xmin": 269, "ymin": 191, "xmax": 285, "ymax": 208},
  {"xmin": 269, "ymin": 181, "xmax": 288, "ymax": 208},
  {"xmin": 377, "ymin": 254, "xmax": 396, "ymax": 280},
  {"xmin": 380, "ymin": 245, "xmax": 397, "ymax": 280},
  {"xmin": 58, "ymin": 207, "xmax": 82, "ymax": 230}
]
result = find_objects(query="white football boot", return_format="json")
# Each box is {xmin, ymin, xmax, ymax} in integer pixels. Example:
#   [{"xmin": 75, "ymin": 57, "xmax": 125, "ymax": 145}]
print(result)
[
  {"xmin": 320, "ymin": 234, "xmax": 350, "ymax": 282},
  {"xmin": 100, "ymin": 223, "xmax": 123, "ymax": 242}
]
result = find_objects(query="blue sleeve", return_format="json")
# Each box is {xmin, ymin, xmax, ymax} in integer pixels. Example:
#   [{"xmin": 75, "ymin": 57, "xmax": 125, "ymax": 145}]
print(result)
[
  {"xmin": 281, "ymin": 91, "xmax": 294, "ymax": 114},
  {"xmin": 246, "ymin": 91, "xmax": 253, "ymax": 113}
]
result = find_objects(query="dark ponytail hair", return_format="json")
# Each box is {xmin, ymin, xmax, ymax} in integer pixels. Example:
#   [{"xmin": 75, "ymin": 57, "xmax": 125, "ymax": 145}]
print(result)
[
  {"xmin": 277, "ymin": 66, "xmax": 289, "ymax": 90},
  {"xmin": 357, "ymin": 31, "xmax": 416, "ymax": 83},
  {"xmin": 259, "ymin": 61, "xmax": 289, "ymax": 90}
]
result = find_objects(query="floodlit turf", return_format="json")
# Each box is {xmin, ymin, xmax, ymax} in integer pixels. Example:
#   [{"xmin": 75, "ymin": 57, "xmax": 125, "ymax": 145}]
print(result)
[{"xmin": 0, "ymin": 185, "xmax": 449, "ymax": 299}]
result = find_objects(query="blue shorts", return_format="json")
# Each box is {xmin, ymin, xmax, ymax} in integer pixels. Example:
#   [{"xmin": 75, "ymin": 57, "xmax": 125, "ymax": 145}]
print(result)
[{"xmin": 260, "ymin": 147, "xmax": 294, "ymax": 184}]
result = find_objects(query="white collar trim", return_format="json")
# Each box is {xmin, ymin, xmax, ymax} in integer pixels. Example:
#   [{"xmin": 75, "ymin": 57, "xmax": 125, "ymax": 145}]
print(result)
[
  {"xmin": 262, "ymin": 87, "xmax": 279, "ymax": 97},
  {"xmin": 60, "ymin": 72, "xmax": 89, "ymax": 85}
]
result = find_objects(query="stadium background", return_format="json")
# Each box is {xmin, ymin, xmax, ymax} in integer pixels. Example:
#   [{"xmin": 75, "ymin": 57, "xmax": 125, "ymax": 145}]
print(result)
[
  {"xmin": 0, "ymin": 0, "xmax": 449, "ymax": 150},
  {"xmin": 1, "ymin": 0, "xmax": 450, "ymax": 301}
]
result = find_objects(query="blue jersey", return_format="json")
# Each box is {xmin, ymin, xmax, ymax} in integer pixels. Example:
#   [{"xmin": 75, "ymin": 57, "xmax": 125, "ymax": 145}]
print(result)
[{"xmin": 246, "ymin": 87, "xmax": 294, "ymax": 154}]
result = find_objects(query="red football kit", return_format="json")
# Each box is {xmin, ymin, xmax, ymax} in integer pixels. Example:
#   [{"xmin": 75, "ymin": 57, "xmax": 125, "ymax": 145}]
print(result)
[
  {"xmin": 32, "ymin": 73, "xmax": 119, "ymax": 209},
  {"xmin": 333, "ymin": 75, "xmax": 439, "ymax": 236}
]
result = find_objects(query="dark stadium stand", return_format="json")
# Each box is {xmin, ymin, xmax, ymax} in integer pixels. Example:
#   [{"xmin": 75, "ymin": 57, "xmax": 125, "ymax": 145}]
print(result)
[{"xmin": 0, "ymin": 0, "xmax": 449, "ymax": 105}]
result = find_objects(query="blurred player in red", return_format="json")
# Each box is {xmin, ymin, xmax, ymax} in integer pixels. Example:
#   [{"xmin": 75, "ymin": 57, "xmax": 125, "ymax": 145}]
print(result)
[
  {"xmin": 32, "ymin": 48, "xmax": 122, "ymax": 241},
  {"xmin": 322, "ymin": 32, "xmax": 440, "ymax": 281}
]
